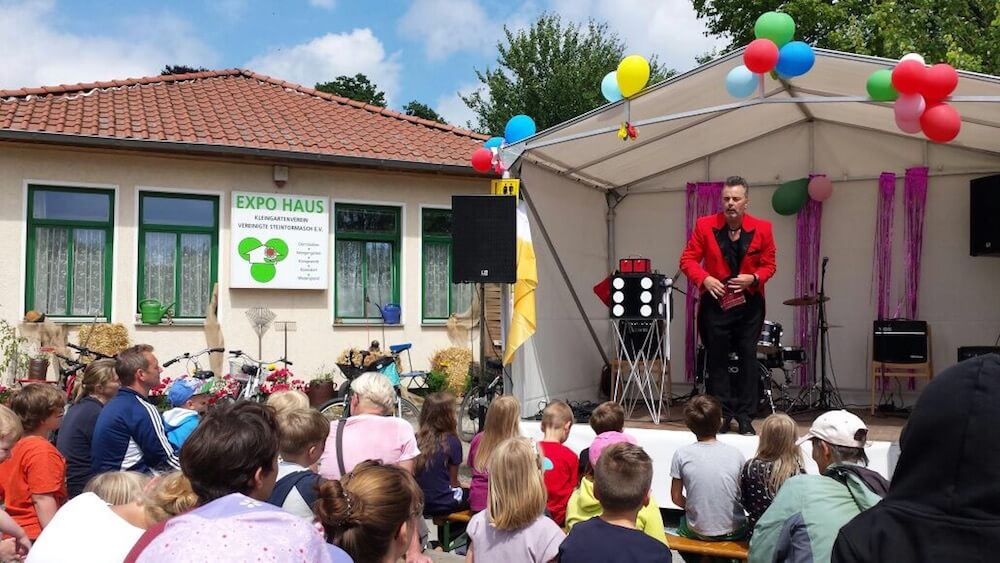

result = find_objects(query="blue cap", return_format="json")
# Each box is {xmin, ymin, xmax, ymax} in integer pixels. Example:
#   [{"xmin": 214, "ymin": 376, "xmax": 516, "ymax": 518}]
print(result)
[{"xmin": 167, "ymin": 377, "xmax": 211, "ymax": 407}]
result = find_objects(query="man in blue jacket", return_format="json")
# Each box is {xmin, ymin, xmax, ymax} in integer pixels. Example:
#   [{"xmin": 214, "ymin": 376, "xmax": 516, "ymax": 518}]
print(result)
[{"xmin": 91, "ymin": 344, "xmax": 180, "ymax": 474}]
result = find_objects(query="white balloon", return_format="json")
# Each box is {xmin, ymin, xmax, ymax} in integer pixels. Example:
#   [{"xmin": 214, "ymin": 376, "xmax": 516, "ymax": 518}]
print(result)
[{"xmin": 900, "ymin": 53, "xmax": 926, "ymax": 66}]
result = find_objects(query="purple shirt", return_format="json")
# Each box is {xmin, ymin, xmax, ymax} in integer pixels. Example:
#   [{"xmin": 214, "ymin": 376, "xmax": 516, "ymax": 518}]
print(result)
[{"xmin": 468, "ymin": 432, "xmax": 489, "ymax": 512}]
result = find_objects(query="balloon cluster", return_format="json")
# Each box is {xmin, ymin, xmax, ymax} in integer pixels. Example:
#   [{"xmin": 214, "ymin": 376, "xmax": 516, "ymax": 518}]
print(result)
[
  {"xmin": 469, "ymin": 115, "xmax": 537, "ymax": 174},
  {"xmin": 601, "ymin": 55, "xmax": 652, "ymax": 103},
  {"xmin": 772, "ymin": 175, "xmax": 834, "ymax": 216},
  {"xmin": 866, "ymin": 53, "xmax": 961, "ymax": 143},
  {"xmin": 726, "ymin": 12, "xmax": 815, "ymax": 98}
]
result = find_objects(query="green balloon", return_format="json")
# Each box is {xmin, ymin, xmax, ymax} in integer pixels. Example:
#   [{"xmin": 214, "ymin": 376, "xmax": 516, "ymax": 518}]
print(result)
[
  {"xmin": 754, "ymin": 12, "xmax": 795, "ymax": 47},
  {"xmin": 772, "ymin": 178, "xmax": 810, "ymax": 215},
  {"xmin": 866, "ymin": 69, "xmax": 898, "ymax": 101}
]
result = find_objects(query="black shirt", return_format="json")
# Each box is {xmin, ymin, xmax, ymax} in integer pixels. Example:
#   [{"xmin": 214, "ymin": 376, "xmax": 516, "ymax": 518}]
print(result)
[
  {"xmin": 559, "ymin": 517, "xmax": 672, "ymax": 563},
  {"xmin": 56, "ymin": 396, "xmax": 104, "ymax": 498}
]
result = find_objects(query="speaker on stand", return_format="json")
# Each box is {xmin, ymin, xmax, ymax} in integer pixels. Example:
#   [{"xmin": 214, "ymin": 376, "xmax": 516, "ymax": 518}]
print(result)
[{"xmin": 970, "ymin": 174, "xmax": 1000, "ymax": 257}]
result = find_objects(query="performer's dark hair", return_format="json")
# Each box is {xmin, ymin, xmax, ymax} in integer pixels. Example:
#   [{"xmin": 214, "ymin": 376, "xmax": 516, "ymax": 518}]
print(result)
[
  {"xmin": 725, "ymin": 175, "xmax": 749, "ymax": 195},
  {"xmin": 684, "ymin": 394, "xmax": 723, "ymax": 438}
]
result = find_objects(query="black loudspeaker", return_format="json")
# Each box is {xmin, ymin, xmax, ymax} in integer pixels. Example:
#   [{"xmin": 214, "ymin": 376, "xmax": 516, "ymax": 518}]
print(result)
[
  {"xmin": 452, "ymin": 196, "xmax": 516, "ymax": 283},
  {"xmin": 970, "ymin": 174, "xmax": 1000, "ymax": 256},
  {"xmin": 873, "ymin": 320, "xmax": 929, "ymax": 364},
  {"xmin": 958, "ymin": 346, "xmax": 1000, "ymax": 362}
]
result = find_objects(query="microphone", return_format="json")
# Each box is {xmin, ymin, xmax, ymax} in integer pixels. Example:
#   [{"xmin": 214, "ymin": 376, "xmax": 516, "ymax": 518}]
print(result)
[{"xmin": 822, "ymin": 256, "xmax": 829, "ymax": 267}]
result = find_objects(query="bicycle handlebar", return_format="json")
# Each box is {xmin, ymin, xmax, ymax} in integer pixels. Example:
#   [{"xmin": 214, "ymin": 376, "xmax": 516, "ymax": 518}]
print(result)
[
  {"xmin": 164, "ymin": 347, "xmax": 227, "ymax": 368},
  {"xmin": 67, "ymin": 343, "xmax": 115, "ymax": 360},
  {"xmin": 227, "ymin": 350, "xmax": 292, "ymax": 366}
]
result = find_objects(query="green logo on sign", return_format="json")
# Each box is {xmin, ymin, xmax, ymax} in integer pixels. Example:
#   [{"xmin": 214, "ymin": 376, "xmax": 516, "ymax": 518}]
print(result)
[{"xmin": 238, "ymin": 237, "xmax": 289, "ymax": 282}]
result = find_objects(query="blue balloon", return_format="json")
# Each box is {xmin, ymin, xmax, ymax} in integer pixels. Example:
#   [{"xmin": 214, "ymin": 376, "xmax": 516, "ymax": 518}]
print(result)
[
  {"xmin": 775, "ymin": 41, "xmax": 815, "ymax": 78},
  {"xmin": 484, "ymin": 136, "xmax": 504, "ymax": 148},
  {"xmin": 601, "ymin": 71, "xmax": 623, "ymax": 103},
  {"xmin": 504, "ymin": 114, "xmax": 536, "ymax": 144},
  {"xmin": 725, "ymin": 65, "xmax": 758, "ymax": 98}
]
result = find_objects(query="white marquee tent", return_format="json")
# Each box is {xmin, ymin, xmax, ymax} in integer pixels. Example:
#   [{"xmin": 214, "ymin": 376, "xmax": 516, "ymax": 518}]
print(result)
[{"xmin": 504, "ymin": 48, "xmax": 1000, "ymax": 413}]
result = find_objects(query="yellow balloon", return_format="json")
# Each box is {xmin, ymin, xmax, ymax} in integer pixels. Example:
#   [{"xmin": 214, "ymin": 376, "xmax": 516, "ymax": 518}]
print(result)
[{"xmin": 616, "ymin": 55, "xmax": 651, "ymax": 98}]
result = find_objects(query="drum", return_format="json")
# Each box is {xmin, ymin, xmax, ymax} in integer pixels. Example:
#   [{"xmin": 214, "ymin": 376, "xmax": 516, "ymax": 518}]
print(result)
[
  {"xmin": 757, "ymin": 320, "xmax": 783, "ymax": 353},
  {"xmin": 780, "ymin": 346, "xmax": 806, "ymax": 365}
]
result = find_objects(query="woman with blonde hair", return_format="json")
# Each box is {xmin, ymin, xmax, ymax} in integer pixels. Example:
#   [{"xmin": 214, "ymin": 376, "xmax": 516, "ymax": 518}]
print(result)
[
  {"xmin": 56, "ymin": 358, "xmax": 120, "ymax": 498},
  {"xmin": 739, "ymin": 413, "xmax": 805, "ymax": 536},
  {"xmin": 466, "ymin": 437, "xmax": 564, "ymax": 562},
  {"xmin": 467, "ymin": 395, "xmax": 521, "ymax": 513}
]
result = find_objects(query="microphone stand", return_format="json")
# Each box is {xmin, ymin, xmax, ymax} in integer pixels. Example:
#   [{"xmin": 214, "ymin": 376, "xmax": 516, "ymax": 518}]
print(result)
[{"xmin": 815, "ymin": 257, "xmax": 836, "ymax": 409}]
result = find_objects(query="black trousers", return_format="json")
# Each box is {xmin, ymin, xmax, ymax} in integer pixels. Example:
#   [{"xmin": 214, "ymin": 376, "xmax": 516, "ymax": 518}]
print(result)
[{"xmin": 698, "ymin": 292, "xmax": 765, "ymax": 421}]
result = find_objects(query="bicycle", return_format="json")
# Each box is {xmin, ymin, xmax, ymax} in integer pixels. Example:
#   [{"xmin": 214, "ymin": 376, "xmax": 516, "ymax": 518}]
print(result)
[
  {"xmin": 458, "ymin": 358, "xmax": 507, "ymax": 442},
  {"xmin": 51, "ymin": 343, "xmax": 116, "ymax": 401},
  {"xmin": 162, "ymin": 347, "xmax": 225, "ymax": 380},
  {"xmin": 226, "ymin": 350, "xmax": 293, "ymax": 402},
  {"xmin": 318, "ymin": 344, "xmax": 420, "ymax": 430}
]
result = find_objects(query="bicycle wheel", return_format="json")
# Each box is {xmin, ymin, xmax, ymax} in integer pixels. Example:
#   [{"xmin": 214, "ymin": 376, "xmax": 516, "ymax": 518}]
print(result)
[
  {"xmin": 458, "ymin": 386, "xmax": 486, "ymax": 443},
  {"xmin": 398, "ymin": 396, "xmax": 420, "ymax": 432},
  {"xmin": 318, "ymin": 398, "xmax": 347, "ymax": 421}
]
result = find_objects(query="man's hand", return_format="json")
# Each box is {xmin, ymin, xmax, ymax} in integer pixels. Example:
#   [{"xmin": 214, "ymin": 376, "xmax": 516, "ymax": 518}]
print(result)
[
  {"xmin": 703, "ymin": 276, "xmax": 726, "ymax": 299},
  {"xmin": 727, "ymin": 274, "xmax": 756, "ymax": 293}
]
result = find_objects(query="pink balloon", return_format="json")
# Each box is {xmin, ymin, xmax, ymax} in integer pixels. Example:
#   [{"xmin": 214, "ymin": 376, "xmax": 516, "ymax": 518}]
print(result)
[
  {"xmin": 807, "ymin": 176, "xmax": 834, "ymax": 201},
  {"xmin": 894, "ymin": 93, "xmax": 926, "ymax": 121},
  {"xmin": 895, "ymin": 113, "xmax": 922, "ymax": 134}
]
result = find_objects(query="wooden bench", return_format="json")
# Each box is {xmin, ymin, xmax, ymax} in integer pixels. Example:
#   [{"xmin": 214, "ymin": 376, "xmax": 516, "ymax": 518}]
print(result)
[
  {"xmin": 665, "ymin": 533, "xmax": 749, "ymax": 561},
  {"xmin": 431, "ymin": 510, "xmax": 471, "ymax": 552}
]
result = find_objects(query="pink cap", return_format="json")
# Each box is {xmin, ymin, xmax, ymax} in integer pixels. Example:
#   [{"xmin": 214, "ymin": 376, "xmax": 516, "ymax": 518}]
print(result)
[{"xmin": 589, "ymin": 431, "xmax": 638, "ymax": 465}]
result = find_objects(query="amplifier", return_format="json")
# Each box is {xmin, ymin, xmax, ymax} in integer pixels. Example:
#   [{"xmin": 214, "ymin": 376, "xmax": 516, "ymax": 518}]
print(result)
[
  {"xmin": 873, "ymin": 320, "xmax": 928, "ymax": 364},
  {"xmin": 957, "ymin": 346, "xmax": 1000, "ymax": 362}
]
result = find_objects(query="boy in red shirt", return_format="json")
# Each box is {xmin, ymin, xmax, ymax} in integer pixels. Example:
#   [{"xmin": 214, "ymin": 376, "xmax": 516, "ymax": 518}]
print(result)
[{"xmin": 538, "ymin": 400, "xmax": 578, "ymax": 526}]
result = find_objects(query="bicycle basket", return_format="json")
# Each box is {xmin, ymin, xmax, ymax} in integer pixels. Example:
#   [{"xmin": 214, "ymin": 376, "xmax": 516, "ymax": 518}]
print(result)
[{"xmin": 337, "ymin": 363, "xmax": 367, "ymax": 380}]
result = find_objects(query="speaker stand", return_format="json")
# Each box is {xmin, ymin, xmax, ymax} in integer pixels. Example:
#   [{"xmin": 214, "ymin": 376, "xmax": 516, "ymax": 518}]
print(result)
[{"xmin": 612, "ymin": 320, "xmax": 668, "ymax": 424}]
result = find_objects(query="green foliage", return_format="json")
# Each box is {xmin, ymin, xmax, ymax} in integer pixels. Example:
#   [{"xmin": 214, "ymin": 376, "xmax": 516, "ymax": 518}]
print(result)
[
  {"xmin": 403, "ymin": 101, "xmax": 446, "ymax": 123},
  {"xmin": 315, "ymin": 74, "xmax": 387, "ymax": 107},
  {"xmin": 462, "ymin": 13, "xmax": 676, "ymax": 135},
  {"xmin": 425, "ymin": 370, "xmax": 450, "ymax": 393},
  {"xmin": 691, "ymin": 0, "xmax": 998, "ymax": 74},
  {"xmin": 0, "ymin": 320, "xmax": 29, "ymax": 378}
]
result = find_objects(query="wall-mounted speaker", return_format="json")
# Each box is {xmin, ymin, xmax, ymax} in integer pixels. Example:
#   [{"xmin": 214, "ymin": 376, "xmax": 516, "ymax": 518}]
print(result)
[
  {"xmin": 451, "ymin": 196, "xmax": 516, "ymax": 283},
  {"xmin": 970, "ymin": 174, "xmax": 1000, "ymax": 256},
  {"xmin": 873, "ymin": 320, "xmax": 929, "ymax": 364}
]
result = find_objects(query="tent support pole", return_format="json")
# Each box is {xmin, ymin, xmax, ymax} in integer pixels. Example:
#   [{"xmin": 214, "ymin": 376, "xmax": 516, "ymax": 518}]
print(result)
[{"xmin": 520, "ymin": 184, "xmax": 611, "ymax": 367}]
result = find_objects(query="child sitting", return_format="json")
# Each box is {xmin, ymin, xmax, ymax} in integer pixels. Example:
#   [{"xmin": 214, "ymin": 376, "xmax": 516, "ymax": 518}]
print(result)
[
  {"xmin": 538, "ymin": 400, "xmax": 578, "ymax": 526},
  {"xmin": 266, "ymin": 408, "xmax": 330, "ymax": 520},
  {"xmin": 577, "ymin": 401, "xmax": 625, "ymax": 479},
  {"xmin": 559, "ymin": 443, "xmax": 672, "ymax": 562},
  {"xmin": 162, "ymin": 377, "xmax": 211, "ymax": 450},
  {"xmin": 467, "ymin": 395, "xmax": 521, "ymax": 513},
  {"xmin": 670, "ymin": 394, "xmax": 747, "ymax": 557},
  {"xmin": 0, "ymin": 384, "xmax": 67, "ymax": 540},
  {"xmin": 466, "ymin": 437, "xmax": 565, "ymax": 562},
  {"xmin": 740, "ymin": 413, "xmax": 804, "ymax": 537},
  {"xmin": 413, "ymin": 392, "xmax": 467, "ymax": 517},
  {"xmin": 0, "ymin": 406, "xmax": 31, "ymax": 560},
  {"xmin": 265, "ymin": 389, "xmax": 310, "ymax": 416},
  {"xmin": 565, "ymin": 431, "xmax": 667, "ymax": 543}
]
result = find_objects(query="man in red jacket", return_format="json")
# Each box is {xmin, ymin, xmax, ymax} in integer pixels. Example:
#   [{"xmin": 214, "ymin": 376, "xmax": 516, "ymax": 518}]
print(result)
[{"xmin": 679, "ymin": 176, "xmax": 776, "ymax": 435}]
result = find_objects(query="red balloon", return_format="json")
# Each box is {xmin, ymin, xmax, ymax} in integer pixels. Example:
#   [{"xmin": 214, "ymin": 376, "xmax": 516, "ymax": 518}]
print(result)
[
  {"xmin": 920, "ymin": 103, "xmax": 961, "ymax": 143},
  {"xmin": 744, "ymin": 39, "xmax": 780, "ymax": 73},
  {"xmin": 470, "ymin": 148, "xmax": 494, "ymax": 172},
  {"xmin": 921, "ymin": 63, "xmax": 958, "ymax": 102},
  {"xmin": 891, "ymin": 60, "xmax": 926, "ymax": 95}
]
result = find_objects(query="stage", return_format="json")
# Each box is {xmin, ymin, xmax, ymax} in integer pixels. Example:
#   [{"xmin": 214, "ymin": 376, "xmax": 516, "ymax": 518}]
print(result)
[{"xmin": 520, "ymin": 408, "xmax": 901, "ymax": 510}]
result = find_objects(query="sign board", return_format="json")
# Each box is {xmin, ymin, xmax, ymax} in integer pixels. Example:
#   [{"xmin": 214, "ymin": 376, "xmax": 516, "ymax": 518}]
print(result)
[
  {"xmin": 230, "ymin": 192, "xmax": 329, "ymax": 289},
  {"xmin": 490, "ymin": 178, "xmax": 520, "ymax": 197}
]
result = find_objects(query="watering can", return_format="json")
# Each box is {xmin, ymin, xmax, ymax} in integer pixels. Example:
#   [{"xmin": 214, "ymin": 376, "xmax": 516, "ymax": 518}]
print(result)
[{"xmin": 139, "ymin": 299, "xmax": 174, "ymax": 324}]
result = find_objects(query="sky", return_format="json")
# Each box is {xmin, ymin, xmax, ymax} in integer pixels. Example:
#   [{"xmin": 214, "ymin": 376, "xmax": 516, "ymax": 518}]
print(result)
[{"xmin": 0, "ymin": 0, "xmax": 726, "ymax": 129}]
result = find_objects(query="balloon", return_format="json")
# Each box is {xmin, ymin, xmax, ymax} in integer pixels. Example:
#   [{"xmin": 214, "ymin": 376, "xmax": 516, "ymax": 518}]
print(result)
[
  {"xmin": 807, "ymin": 176, "xmax": 834, "ymax": 202},
  {"xmin": 744, "ymin": 39, "xmax": 780, "ymax": 73},
  {"xmin": 899, "ymin": 53, "xmax": 925, "ymax": 66},
  {"xmin": 921, "ymin": 63, "xmax": 958, "ymax": 102},
  {"xmin": 617, "ymin": 55, "xmax": 651, "ymax": 98},
  {"xmin": 775, "ymin": 41, "xmax": 815, "ymax": 77},
  {"xmin": 503, "ymin": 114, "xmax": 536, "ymax": 144},
  {"xmin": 891, "ymin": 60, "xmax": 925, "ymax": 95},
  {"xmin": 866, "ymin": 69, "xmax": 898, "ymax": 101},
  {"xmin": 772, "ymin": 178, "xmax": 810, "ymax": 215},
  {"xmin": 725, "ymin": 65, "xmax": 759, "ymax": 98},
  {"xmin": 601, "ymin": 71, "xmax": 623, "ymax": 102},
  {"xmin": 470, "ymin": 148, "xmax": 494, "ymax": 172},
  {"xmin": 894, "ymin": 93, "xmax": 926, "ymax": 121},
  {"xmin": 484, "ymin": 136, "xmax": 504, "ymax": 148},
  {"xmin": 754, "ymin": 12, "xmax": 796, "ymax": 47},
  {"xmin": 920, "ymin": 103, "xmax": 961, "ymax": 143},
  {"xmin": 895, "ymin": 113, "xmax": 922, "ymax": 134}
]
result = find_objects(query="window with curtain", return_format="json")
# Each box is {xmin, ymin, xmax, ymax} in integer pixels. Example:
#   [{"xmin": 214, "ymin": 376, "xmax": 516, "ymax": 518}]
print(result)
[
  {"xmin": 138, "ymin": 192, "xmax": 219, "ymax": 319},
  {"xmin": 335, "ymin": 204, "xmax": 401, "ymax": 321},
  {"xmin": 422, "ymin": 208, "xmax": 472, "ymax": 322},
  {"xmin": 26, "ymin": 186, "xmax": 114, "ymax": 318}
]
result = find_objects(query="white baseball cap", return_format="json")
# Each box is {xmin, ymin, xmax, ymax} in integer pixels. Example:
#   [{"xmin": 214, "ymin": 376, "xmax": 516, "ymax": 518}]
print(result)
[{"xmin": 796, "ymin": 410, "xmax": 869, "ymax": 448}]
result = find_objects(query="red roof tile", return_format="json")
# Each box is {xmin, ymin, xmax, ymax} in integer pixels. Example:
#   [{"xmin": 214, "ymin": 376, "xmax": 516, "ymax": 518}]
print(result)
[{"xmin": 0, "ymin": 69, "xmax": 487, "ymax": 169}]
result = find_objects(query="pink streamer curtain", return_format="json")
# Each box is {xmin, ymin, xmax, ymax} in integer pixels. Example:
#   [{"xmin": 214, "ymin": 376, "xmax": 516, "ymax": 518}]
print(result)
[
  {"xmin": 873, "ymin": 172, "xmax": 896, "ymax": 320},
  {"xmin": 794, "ymin": 190, "xmax": 823, "ymax": 386},
  {"xmin": 903, "ymin": 166, "xmax": 929, "ymax": 389},
  {"xmin": 684, "ymin": 182, "xmax": 723, "ymax": 381}
]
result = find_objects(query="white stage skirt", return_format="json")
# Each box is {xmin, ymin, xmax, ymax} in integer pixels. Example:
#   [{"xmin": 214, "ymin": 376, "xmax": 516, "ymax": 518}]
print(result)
[{"xmin": 520, "ymin": 420, "xmax": 896, "ymax": 510}]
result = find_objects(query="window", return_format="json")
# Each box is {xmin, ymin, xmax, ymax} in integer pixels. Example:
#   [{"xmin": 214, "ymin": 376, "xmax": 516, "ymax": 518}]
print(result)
[
  {"xmin": 422, "ymin": 208, "xmax": 473, "ymax": 321},
  {"xmin": 334, "ymin": 204, "xmax": 401, "ymax": 321},
  {"xmin": 138, "ymin": 192, "xmax": 219, "ymax": 319},
  {"xmin": 25, "ymin": 186, "xmax": 114, "ymax": 318}
]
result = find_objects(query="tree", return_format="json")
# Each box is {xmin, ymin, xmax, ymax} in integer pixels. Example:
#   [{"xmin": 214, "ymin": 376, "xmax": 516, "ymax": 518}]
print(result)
[
  {"xmin": 462, "ymin": 14, "xmax": 675, "ymax": 135},
  {"xmin": 403, "ymin": 101, "xmax": 446, "ymax": 123},
  {"xmin": 691, "ymin": 0, "xmax": 998, "ymax": 75},
  {"xmin": 315, "ymin": 74, "xmax": 387, "ymax": 107},
  {"xmin": 161, "ymin": 65, "xmax": 209, "ymax": 75}
]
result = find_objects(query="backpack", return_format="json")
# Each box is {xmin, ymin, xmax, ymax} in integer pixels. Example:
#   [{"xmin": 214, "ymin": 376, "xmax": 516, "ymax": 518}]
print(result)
[{"xmin": 268, "ymin": 470, "xmax": 322, "ymax": 509}]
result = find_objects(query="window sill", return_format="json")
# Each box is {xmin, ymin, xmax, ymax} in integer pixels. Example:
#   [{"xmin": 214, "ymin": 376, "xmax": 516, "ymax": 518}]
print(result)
[
  {"xmin": 421, "ymin": 320, "xmax": 448, "ymax": 327},
  {"xmin": 133, "ymin": 317, "xmax": 206, "ymax": 327},
  {"xmin": 43, "ymin": 317, "xmax": 109, "ymax": 325},
  {"xmin": 333, "ymin": 320, "xmax": 404, "ymax": 328}
]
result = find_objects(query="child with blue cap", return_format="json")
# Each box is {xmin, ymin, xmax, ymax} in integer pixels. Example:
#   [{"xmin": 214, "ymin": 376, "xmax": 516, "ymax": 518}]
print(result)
[{"xmin": 163, "ymin": 378, "xmax": 212, "ymax": 450}]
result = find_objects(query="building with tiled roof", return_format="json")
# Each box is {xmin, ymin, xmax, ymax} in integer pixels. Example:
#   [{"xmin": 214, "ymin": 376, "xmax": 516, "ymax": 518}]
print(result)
[{"xmin": 0, "ymin": 69, "xmax": 492, "ymax": 380}]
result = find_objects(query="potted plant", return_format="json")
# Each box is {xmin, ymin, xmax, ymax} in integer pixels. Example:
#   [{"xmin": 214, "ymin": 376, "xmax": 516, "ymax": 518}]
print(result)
[
  {"xmin": 306, "ymin": 368, "xmax": 336, "ymax": 407},
  {"xmin": 0, "ymin": 320, "xmax": 29, "ymax": 381},
  {"xmin": 27, "ymin": 347, "xmax": 54, "ymax": 381},
  {"xmin": 258, "ymin": 368, "xmax": 306, "ymax": 401},
  {"xmin": 0, "ymin": 384, "xmax": 13, "ymax": 407}
]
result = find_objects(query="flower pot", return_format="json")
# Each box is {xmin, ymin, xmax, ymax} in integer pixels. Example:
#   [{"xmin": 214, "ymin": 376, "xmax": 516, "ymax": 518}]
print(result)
[
  {"xmin": 28, "ymin": 358, "xmax": 49, "ymax": 380},
  {"xmin": 306, "ymin": 381, "xmax": 336, "ymax": 408}
]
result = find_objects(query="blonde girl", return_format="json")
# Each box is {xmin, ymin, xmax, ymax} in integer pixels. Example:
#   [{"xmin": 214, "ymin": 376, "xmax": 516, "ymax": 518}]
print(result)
[
  {"xmin": 467, "ymin": 395, "xmax": 521, "ymax": 513},
  {"xmin": 739, "ymin": 413, "xmax": 805, "ymax": 535},
  {"xmin": 466, "ymin": 437, "xmax": 564, "ymax": 563}
]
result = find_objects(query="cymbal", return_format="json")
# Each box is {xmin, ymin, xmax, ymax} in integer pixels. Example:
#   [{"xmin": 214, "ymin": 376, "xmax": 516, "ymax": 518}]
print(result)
[{"xmin": 783, "ymin": 295, "xmax": 830, "ymax": 306}]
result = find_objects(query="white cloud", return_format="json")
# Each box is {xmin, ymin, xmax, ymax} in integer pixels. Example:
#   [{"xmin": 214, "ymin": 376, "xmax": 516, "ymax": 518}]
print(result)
[
  {"xmin": 308, "ymin": 0, "xmax": 336, "ymax": 8},
  {"xmin": 245, "ymin": 29, "xmax": 402, "ymax": 105},
  {"xmin": 398, "ymin": 0, "xmax": 497, "ymax": 60},
  {"xmin": 435, "ymin": 82, "xmax": 482, "ymax": 130},
  {"xmin": 0, "ymin": 0, "xmax": 217, "ymax": 90},
  {"xmin": 209, "ymin": 0, "xmax": 249, "ymax": 21}
]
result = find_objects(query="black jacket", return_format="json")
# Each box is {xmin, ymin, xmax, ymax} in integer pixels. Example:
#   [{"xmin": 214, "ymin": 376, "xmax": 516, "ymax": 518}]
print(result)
[{"xmin": 832, "ymin": 354, "xmax": 1000, "ymax": 563}]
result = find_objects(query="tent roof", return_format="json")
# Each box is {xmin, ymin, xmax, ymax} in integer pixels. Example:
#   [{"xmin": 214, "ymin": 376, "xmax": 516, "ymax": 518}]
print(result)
[{"xmin": 515, "ymin": 49, "xmax": 1000, "ymax": 192}]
